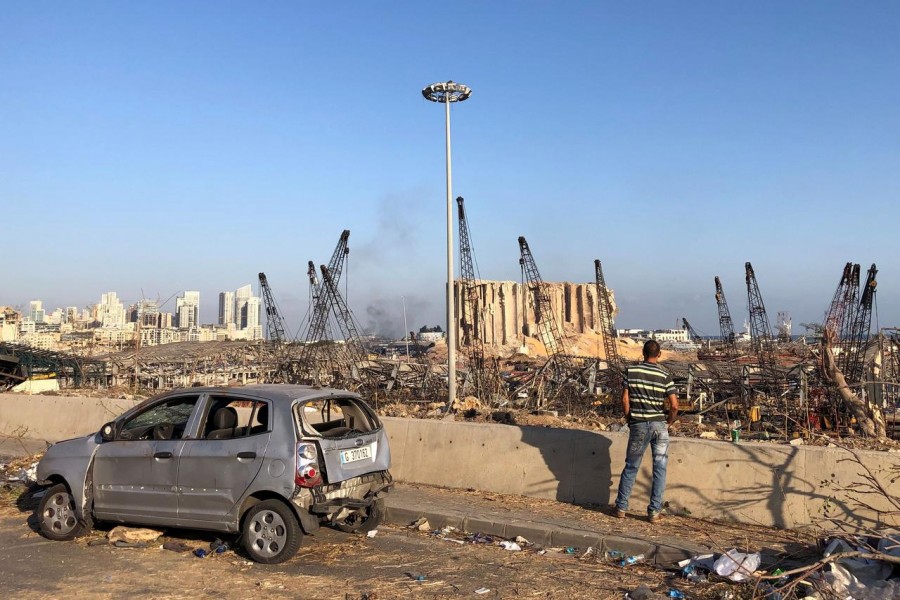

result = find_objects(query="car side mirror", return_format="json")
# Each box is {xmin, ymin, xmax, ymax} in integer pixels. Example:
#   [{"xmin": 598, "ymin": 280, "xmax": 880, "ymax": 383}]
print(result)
[{"xmin": 100, "ymin": 421, "xmax": 116, "ymax": 442}]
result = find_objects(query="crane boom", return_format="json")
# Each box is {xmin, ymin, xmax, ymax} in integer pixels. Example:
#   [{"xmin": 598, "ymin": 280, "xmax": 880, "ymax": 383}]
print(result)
[
  {"xmin": 824, "ymin": 262, "xmax": 853, "ymax": 338},
  {"xmin": 842, "ymin": 264, "xmax": 877, "ymax": 384},
  {"xmin": 518, "ymin": 236, "xmax": 573, "ymax": 370},
  {"xmin": 681, "ymin": 318, "xmax": 703, "ymax": 344},
  {"xmin": 594, "ymin": 260, "xmax": 620, "ymax": 367},
  {"xmin": 837, "ymin": 264, "xmax": 862, "ymax": 374},
  {"xmin": 258, "ymin": 272, "xmax": 288, "ymax": 343},
  {"xmin": 304, "ymin": 230, "xmax": 350, "ymax": 345},
  {"xmin": 745, "ymin": 262, "xmax": 778, "ymax": 377},
  {"xmin": 457, "ymin": 197, "xmax": 486, "ymax": 393},
  {"xmin": 320, "ymin": 265, "xmax": 367, "ymax": 366},
  {"xmin": 714, "ymin": 276, "xmax": 737, "ymax": 357}
]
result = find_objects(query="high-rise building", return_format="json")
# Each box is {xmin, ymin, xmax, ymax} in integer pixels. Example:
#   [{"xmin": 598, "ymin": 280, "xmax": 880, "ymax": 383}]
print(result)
[
  {"xmin": 129, "ymin": 300, "xmax": 160, "ymax": 328},
  {"xmin": 218, "ymin": 291, "xmax": 235, "ymax": 326},
  {"xmin": 234, "ymin": 284, "xmax": 252, "ymax": 327},
  {"xmin": 29, "ymin": 300, "xmax": 46, "ymax": 324},
  {"xmin": 97, "ymin": 292, "xmax": 126, "ymax": 328},
  {"xmin": 175, "ymin": 291, "xmax": 200, "ymax": 329},
  {"xmin": 242, "ymin": 296, "xmax": 262, "ymax": 339}
]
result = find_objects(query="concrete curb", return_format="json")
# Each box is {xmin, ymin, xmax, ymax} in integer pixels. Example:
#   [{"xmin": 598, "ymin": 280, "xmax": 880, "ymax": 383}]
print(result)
[{"xmin": 382, "ymin": 496, "xmax": 702, "ymax": 567}]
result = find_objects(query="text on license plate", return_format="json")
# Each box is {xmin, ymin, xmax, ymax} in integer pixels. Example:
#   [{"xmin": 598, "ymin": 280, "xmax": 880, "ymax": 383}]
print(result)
[{"xmin": 340, "ymin": 444, "xmax": 373, "ymax": 464}]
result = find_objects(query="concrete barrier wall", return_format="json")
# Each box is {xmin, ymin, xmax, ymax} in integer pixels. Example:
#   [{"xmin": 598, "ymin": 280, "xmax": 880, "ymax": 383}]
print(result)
[
  {"xmin": 2, "ymin": 393, "xmax": 897, "ymax": 530},
  {"xmin": 0, "ymin": 394, "xmax": 140, "ymax": 442},
  {"xmin": 382, "ymin": 417, "xmax": 900, "ymax": 530}
]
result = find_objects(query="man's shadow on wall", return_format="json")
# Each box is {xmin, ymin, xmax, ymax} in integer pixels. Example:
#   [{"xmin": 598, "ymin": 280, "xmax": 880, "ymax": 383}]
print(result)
[{"xmin": 517, "ymin": 420, "xmax": 614, "ymax": 506}]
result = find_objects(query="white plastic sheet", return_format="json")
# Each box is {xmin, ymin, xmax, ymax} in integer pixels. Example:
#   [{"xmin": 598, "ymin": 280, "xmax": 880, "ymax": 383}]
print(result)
[{"xmin": 713, "ymin": 548, "xmax": 761, "ymax": 582}]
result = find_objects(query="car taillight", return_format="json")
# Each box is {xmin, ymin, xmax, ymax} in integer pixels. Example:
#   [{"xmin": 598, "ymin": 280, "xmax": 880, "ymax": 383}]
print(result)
[{"xmin": 295, "ymin": 442, "xmax": 323, "ymax": 487}]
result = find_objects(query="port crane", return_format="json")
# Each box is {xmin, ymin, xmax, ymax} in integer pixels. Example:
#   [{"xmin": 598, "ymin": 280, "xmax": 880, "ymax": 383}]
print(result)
[
  {"xmin": 714, "ymin": 276, "xmax": 738, "ymax": 358},
  {"xmin": 457, "ymin": 197, "xmax": 488, "ymax": 397},
  {"xmin": 745, "ymin": 262, "xmax": 779, "ymax": 387}
]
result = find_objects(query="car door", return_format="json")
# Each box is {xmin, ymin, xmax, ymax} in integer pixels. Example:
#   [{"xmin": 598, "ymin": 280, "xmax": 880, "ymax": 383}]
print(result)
[
  {"xmin": 176, "ymin": 395, "xmax": 271, "ymax": 523},
  {"xmin": 92, "ymin": 394, "xmax": 201, "ymax": 524}
]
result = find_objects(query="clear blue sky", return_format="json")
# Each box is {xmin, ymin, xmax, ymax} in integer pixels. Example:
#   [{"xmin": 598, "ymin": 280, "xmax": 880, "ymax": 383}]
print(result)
[{"xmin": 3, "ymin": 2, "xmax": 899, "ymax": 337}]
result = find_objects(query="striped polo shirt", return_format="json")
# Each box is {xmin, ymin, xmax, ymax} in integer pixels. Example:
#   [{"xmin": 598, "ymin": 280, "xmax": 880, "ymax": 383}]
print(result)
[{"xmin": 625, "ymin": 362, "xmax": 676, "ymax": 423}]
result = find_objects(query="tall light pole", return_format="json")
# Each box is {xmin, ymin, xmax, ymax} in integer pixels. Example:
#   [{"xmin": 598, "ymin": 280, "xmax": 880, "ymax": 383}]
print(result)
[{"xmin": 422, "ymin": 80, "xmax": 471, "ymax": 410}]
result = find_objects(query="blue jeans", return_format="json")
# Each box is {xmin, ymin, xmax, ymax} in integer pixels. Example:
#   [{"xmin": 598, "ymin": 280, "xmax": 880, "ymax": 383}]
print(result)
[{"xmin": 614, "ymin": 421, "xmax": 669, "ymax": 515}]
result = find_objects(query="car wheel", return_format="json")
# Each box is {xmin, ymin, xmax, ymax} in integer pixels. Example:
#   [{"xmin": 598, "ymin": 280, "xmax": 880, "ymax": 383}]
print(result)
[
  {"xmin": 242, "ymin": 500, "xmax": 302, "ymax": 564},
  {"xmin": 38, "ymin": 483, "xmax": 88, "ymax": 541},
  {"xmin": 335, "ymin": 498, "xmax": 384, "ymax": 534}
]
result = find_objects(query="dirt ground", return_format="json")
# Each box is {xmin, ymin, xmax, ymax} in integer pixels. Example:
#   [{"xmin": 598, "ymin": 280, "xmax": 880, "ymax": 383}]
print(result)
[{"xmin": 0, "ymin": 483, "xmax": 766, "ymax": 600}]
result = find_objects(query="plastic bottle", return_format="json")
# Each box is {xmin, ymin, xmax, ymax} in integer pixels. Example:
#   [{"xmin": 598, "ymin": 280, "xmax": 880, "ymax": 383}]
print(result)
[
  {"xmin": 606, "ymin": 550, "xmax": 625, "ymax": 560},
  {"xmin": 682, "ymin": 565, "xmax": 707, "ymax": 583},
  {"xmin": 668, "ymin": 590, "xmax": 685, "ymax": 599},
  {"xmin": 619, "ymin": 553, "xmax": 645, "ymax": 567}
]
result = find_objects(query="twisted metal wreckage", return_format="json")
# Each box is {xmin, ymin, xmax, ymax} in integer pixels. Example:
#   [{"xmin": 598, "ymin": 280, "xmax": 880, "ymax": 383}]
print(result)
[{"xmin": 4, "ymin": 212, "xmax": 899, "ymax": 440}]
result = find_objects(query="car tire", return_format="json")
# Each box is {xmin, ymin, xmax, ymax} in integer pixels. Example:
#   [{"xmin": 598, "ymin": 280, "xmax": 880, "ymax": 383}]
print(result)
[
  {"xmin": 37, "ymin": 483, "xmax": 88, "ymax": 541},
  {"xmin": 241, "ymin": 500, "xmax": 302, "ymax": 564},
  {"xmin": 335, "ymin": 498, "xmax": 384, "ymax": 534}
]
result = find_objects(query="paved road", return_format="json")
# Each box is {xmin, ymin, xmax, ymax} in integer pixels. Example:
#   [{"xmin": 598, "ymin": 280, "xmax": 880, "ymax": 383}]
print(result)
[{"xmin": 0, "ymin": 489, "xmax": 701, "ymax": 600}]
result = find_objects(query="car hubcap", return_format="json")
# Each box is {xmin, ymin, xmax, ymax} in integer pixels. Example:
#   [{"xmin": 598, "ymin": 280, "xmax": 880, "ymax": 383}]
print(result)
[
  {"xmin": 248, "ymin": 510, "xmax": 287, "ymax": 558},
  {"xmin": 42, "ymin": 491, "xmax": 77, "ymax": 535}
]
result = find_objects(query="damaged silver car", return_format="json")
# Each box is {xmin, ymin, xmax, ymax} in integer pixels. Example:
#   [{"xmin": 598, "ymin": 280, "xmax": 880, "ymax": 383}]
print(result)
[{"xmin": 34, "ymin": 385, "xmax": 392, "ymax": 563}]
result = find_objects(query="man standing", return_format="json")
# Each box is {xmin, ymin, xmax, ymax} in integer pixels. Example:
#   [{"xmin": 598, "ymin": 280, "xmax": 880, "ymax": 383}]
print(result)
[{"xmin": 613, "ymin": 339, "xmax": 678, "ymax": 522}]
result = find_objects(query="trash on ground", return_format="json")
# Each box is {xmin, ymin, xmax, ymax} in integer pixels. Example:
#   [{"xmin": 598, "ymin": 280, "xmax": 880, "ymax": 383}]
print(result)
[
  {"xmin": 580, "ymin": 546, "xmax": 594, "ymax": 558},
  {"xmin": 209, "ymin": 538, "xmax": 229, "ymax": 554},
  {"xmin": 366, "ymin": 529, "xmax": 378, "ymax": 538},
  {"xmin": 713, "ymin": 549, "xmax": 761, "ymax": 582},
  {"xmin": 193, "ymin": 548, "xmax": 208, "ymax": 558},
  {"xmin": 409, "ymin": 517, "xmax": 431, "ymax": 532},
  {"xmin": 564, "ymin": 546, "xmax": 576, "ymax": 554},
  {"xmin": 814, "ymin": 534, "xmax": 900, "ymax": 600},
  {"xmin": 404, "ymin": 572, "xmax": 426, "ymax": 582},
  {"xmin": 607, "ymin": 550, "xmax": 625, "ymax": 560},
  {"xmin": 107, "ymin": 526, "xmax": 164, "ymax": 544},
  {"xmin": 514, "ymin": 535, "xmax": 530, "ymax": 545},
  {"xmin": 87, "ymin": 538, "xmax": 109, "ymax": 547},
  {"xmin": 474, "ymin": 587, "xmax": 490, "ymax": 595},
  {"xmin": 619, "ymin": 553, "xmax": 646, "ymax": 567},
  {"xmin": 681, "ymin": 564, "xmax": 707, "ymax": 583},
  {"xmin": 499, "ymin": 540, "xmax": 521, "ymax": 551},
  {"xmin": 162, "ymin": 540, "xmax": 193, "ymax": 553},
  {"xmin": 624, "ymin": 584, "xmax": 656, "ymax": 600},
  {"xmin": 667, "ymin": 590, "xmax": 685, "ymax": 599},
  {"xmin": 113, "ymin": 540, "xmax": 150, "ymax": 548},
  {"xmin": 467, "ymin": 532, "xmax": 495, "ymax": 544}
]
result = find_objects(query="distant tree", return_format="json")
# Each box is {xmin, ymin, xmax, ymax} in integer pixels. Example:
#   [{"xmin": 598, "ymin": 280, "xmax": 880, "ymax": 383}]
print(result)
[{"xmin": 820, "ymin": 328, "xmax": 887, "ymax": 440}]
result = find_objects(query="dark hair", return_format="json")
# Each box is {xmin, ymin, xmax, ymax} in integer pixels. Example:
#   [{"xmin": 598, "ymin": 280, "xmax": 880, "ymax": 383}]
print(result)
[{"xmin": 643, "ymin": 339, "xmax": 661, "ymax": 359}]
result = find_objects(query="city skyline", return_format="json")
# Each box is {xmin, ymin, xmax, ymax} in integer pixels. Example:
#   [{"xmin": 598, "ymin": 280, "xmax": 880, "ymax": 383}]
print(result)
[{"xmin": 3, "ymin": 4, "xmax": 899, "ymax": 335}]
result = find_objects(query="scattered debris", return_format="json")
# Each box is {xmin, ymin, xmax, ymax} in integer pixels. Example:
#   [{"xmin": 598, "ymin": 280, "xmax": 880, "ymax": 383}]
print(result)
[
  {"xmin": 408, "ymin": 517, "xmax": 431, "ymax": 532},
  {"xmin": 619, "ymin": 553, "xmax": 645, "ymax": 567},
  {"xmin": 107, "ymin": 526, "xmax": 163, "ymax": 545},
  {"xmin": 474, "ymin": 587, "xmax": 490, "ymax": 595},
  {"xmin": 713, "ymin": 549, "xmax": 760, "ymax": 582},
  {"xmin": 499, "ymin": 541, "xmax": 521, "ymax": 551},
  {"xmin": 625, "ymin": 584, "xmax": 658, "ymax": 600},
  {"xmin": 162, "ymin": 540, "xmax": 193, "ymax": 553},
  {"xmin": 366, "ymin": 529, "xmax": 378, "ymax": 538}
]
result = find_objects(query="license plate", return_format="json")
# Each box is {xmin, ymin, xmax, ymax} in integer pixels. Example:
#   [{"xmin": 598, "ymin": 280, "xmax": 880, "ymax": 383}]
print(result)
[{"xmin": 340, "ymin": 444, "xmax": 373, "ymax": 464}]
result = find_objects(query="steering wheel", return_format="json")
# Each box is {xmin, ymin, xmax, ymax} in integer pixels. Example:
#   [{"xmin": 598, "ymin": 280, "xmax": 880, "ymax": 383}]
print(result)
[{"xmin": 152, "ymin": 422, "xmax": 174, "ymax": 440}]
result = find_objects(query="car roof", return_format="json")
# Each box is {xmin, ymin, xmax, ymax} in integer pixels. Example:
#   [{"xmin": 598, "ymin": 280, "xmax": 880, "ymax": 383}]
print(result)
[{"xmin": 171, "ymin": 384, "xmax": 361, "ymax": 404}]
